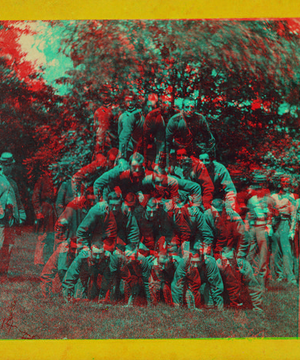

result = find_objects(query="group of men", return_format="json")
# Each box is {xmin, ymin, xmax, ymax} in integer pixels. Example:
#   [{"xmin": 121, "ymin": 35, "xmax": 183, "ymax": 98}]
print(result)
[{"xmin": 1, "ymin": 92, "xmax": 299, "ymax": 313}]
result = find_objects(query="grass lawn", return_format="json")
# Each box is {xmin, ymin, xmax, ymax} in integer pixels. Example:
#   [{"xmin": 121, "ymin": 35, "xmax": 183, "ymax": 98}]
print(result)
[{"xmin": 0, "ymin": 226, "xmax": 298, "ymax": 339}]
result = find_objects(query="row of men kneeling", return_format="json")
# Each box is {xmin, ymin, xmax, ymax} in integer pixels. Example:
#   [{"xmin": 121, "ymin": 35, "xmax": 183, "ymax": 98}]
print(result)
[{"xmin": 40, "ymin": 187, "xmax": 263, "ymax": 312}]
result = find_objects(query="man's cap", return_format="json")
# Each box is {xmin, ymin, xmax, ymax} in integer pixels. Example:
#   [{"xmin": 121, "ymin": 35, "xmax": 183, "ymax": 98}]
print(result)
[{"xmin": 0, "ymin": 152, "xmax": 15, "ymax": 165}]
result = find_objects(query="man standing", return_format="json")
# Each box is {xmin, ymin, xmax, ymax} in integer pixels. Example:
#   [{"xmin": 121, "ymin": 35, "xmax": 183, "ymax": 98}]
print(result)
[
  {"xmin": 94, "ymin": 90, "xmax": 119, "ymax": 155},
  {"xmin": 166, "ymin": 97, "xmax": 215, "ymax": 166},
  {"xmin": 118, "ymin": 92, "xmax": 144, "ymax": 160},
  {"xmin": 55, "ymin": 178, "xmax": 76, "ymax": 218},
  {"xmin": 246, "ymin": 172, "xmax": 277, "ymax": 289},
  {"xmin": 271, "ymin": 175, "xmax": 297, "ymax": 285},
  {"xmin": 0, "ymin": 162, "xmax": 18, "ymax": 279},
  {"xmin": 143, "ymin": 94, "xmax": 173, "ymax": 170},
  {"xmin": 0, "ymin": 153, "xmax": 25, "ymax": 277},
  {"xmin": 0, "ymin": 153, "xmax": 26, "ymax": 224},
  {"xmin": 32, "ymin": 169, "xmax": 57, "ymax": 266}
]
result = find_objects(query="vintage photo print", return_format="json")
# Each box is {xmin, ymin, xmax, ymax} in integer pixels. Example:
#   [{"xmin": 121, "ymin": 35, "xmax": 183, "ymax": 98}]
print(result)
[{"xmin": 0, "ymin": 19, "xmax": 299, "ymax": 346}]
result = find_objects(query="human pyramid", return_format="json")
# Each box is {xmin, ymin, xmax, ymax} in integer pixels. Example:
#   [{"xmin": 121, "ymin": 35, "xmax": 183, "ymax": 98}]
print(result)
[{"xmin": 2, "ymin": 91, "xmax": 297, "ymax": 313}]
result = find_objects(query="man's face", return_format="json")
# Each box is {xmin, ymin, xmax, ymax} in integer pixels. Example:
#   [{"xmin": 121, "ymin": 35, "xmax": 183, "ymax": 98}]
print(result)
[
  {"xmin": 91, "ymin": 245, "xmax": 105, "ymax": 262},
  {"xmin": 183, "ymin": 99, "xmax": 196, "ymax": 118},
  {"xmin": 199, "ymin": 153, "xmax": 211, "ymax": 168},
  {"xmin": 130, "ymin": 159, "xmax": 143, "ymax": 181},
  {"xmin": 161, "ymin": 98, "xmax": 172, "ymax": 115},
  {"xmin": 177, "ymin": 149, "xmax": 188, "ymax": 166},
  {"xmin": 111, "ymin": 104, "xmax": 119, "ymax": 116},
  {"xmin": 158, "ymin": 254, "xmax": 171, "ymax": 269},
  {"xmin": 145, "ymin": 203, "xmax": 159, "ymax": 221},
  {"xmin": 87, "ymin": 193, "xmax": 97, "ymax": 206},
  {"xmin": 280, "ymin": 177, "xmax": 290, "ymax": 191},
  {"xmin": 153, "ymin": 173, "xmax": 168, "ymax": 197},
  {"xmin": 145, "ymin": 100, "xmax": 157, "ymax": 114},
  {"xmin": 125, "ymin": 96, "xmax": 136, "ymax": 111},
  {"xmin": 108, "ymin": 200, "xmax": 122, "ymax": 216},
  {"xmin": 177, "ymin": 149, "xmax": 192, "ymax": 177}
]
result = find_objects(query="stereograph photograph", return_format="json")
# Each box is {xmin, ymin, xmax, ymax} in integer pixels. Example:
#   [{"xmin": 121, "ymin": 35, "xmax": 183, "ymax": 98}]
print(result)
[{"xmin": 0, "ymin": 18, "xmax": 299, "ymax": 344}]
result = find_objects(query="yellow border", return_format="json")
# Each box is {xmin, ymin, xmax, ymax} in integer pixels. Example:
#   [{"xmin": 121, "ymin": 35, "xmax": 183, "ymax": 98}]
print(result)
[
  {"xmin": 0, "ymin": 338, "xmax": 300, "ymax": 359},
  {"xmin": 0, "ymin": 0, "xmax": 300, "ymax": 20},
  {"xmin": 1, "ymin": 0, "xmax": 300, "ymax": 359}
]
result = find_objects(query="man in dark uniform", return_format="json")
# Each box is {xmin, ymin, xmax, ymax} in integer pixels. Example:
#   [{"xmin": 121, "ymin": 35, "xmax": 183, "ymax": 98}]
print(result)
[
  {"xmin": 94, "ymin": 153, "xmax": 202, "ymax": 211},
  {"xmin": 55, "ymin": 178, "xmax": 76, "ymax": 218},
  {"xmin": 171, "ymin": 246, "xmax": 224, "ymax": 311},
  {"xmin": 202, "ymin": 199, "xmax": 263, "ymax": 311},
  {"xmin": 72, "ymin": 148, "xmax": 119, "ymax": 197},
  {"xmin": 135, "ymin": 196, "xmax": 191, "ymax": 305},
  {"xmin": 172, "ymin": 149, "xmax": 214, "ymax": 211},
  {"xmin": 76, "ymin": 200, "xmax": 117, "ymax": 254},
  {"xmin": 62, "ymin": 241, "xmax": 114, "ymax": 302},
  {"xmin": 32, "ymin": 169, "xmax": 57, "ymax": 266},
  {"xmin": 166, "ymin": 97, "xmax": 215, "ymax": 167},
  {"xmin": 0, "ymin": 162, "xmax": 18, "ymax": 279},
  {"xmin": 94, "ymin": 152, "xmax": 181, "ymax": 211},
  {"xmin": 118, "ymin": 92, "xmax": 144, "ymax": 160},
  {"xmin": 107, "ymin": 190, "xmax": 140, "ymax": 249},
  {"xmin": 143, "ymin": 94, "xmax": 173, "ymax": 170},
  {"xmin": 199, "ymin": 151, "xmax": 237, "ymax": 211},
  {"xmin": 94, "ymin": 90, "xmax": 120, "ymax": 155},
  {"xmin": 0, "ymin": 153, "xmax": 25, "ymax": 277}
]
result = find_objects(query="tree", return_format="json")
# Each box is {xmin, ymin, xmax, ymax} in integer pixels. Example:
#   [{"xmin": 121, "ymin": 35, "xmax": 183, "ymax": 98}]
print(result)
[{"xmin": 20, "ymin": 20, "xmax": 300, "ymax": 185}]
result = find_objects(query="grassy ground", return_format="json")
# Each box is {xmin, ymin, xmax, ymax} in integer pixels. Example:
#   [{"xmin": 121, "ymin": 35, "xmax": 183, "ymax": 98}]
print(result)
[{"xmin": 0, "ymin": 226, "xmax": 298, "ymax": 339}]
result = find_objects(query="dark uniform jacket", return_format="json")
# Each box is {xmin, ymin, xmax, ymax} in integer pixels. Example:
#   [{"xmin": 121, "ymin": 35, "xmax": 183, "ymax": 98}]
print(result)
[
  {"xmin": 202, "ymin": 207, "xmax": 249, "ymax": 260},
  {"xmin": 76, "ymin": 202, "xmax": 117, "ymax": 252},
  {"xmin": 118, "ymin": 109, "xmax": 144, "ymax": 159},
  {"xmin": 174, "ymin": 157, "xmax": 214, "ymax": 210},
  {"xmin": 55, "ymin": 179, "xmax": 76, "ymax": 218},
  {"xmin": 166, "ymin": 112, "xmax": 215, "ymax": 157}
]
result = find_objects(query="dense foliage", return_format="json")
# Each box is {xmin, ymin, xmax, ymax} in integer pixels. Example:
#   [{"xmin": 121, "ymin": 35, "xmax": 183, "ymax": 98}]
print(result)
[{"xmin": 1, "ymin": 20, "xmax": 300, "ymax": 188}]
